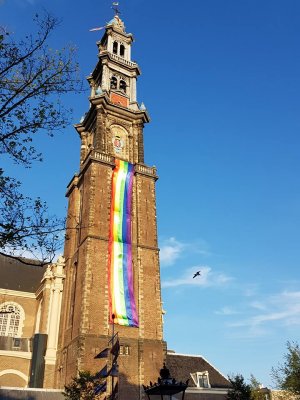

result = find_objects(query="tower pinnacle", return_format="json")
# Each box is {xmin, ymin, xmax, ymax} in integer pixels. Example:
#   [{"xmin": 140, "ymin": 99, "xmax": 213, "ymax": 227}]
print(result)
[{"xmin": 112, "ymin": 1, "xmax": 121, "ymax": 16}]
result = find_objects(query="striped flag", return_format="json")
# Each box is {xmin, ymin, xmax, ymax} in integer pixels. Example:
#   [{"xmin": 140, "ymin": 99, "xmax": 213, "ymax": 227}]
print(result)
[
  {"xmin": 108, "ymin": 160, "xmax": 139, "ymax": 327},
  {"xmin": 89, "ymin": 26, "xmax": 105, "ymax": 32}
]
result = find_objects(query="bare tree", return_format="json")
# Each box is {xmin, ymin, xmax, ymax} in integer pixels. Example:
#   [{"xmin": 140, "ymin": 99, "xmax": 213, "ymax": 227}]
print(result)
[
  {"xmin": 0, "ymin": 169, "xmax": 65, "ymax": 264},
  {"xmin": 0, "ymin": 13, "xmax": 82, "ymax": 165},
  {"xmin": 0, "ymin": 12, "xmax": 83, "ymax": 263}
]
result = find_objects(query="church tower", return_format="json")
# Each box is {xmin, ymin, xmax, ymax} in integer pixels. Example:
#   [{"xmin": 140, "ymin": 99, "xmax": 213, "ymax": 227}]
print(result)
[{"xmin": 55, "ymin": 13, "xmax": 165, "ymax": 398}]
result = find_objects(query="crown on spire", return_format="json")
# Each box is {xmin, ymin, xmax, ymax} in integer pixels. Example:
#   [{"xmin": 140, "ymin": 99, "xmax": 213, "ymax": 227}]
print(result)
[
  {"xmin": 106, "ymin": 2, "xmax": 125, "ymax": 31},
  {"xmin": 112, "ymin": 2, "xmax": 120, "ymax": 16}
]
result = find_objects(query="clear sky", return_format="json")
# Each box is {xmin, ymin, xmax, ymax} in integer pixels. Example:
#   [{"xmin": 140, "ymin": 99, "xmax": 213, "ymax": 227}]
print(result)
[{"xmin": 2, "ymin": 0, "xmax": 300, "ymax": 388}]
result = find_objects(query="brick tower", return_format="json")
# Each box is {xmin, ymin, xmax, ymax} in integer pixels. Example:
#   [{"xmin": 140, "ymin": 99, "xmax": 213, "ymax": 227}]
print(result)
[{"xmin": 55, "ymin": 14, "xmax": 165, "ymax": 399}]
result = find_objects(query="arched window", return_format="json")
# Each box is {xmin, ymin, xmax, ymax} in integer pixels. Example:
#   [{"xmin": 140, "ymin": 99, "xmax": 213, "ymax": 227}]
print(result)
[
  {"xmin": 110, "ymin": 76, "xmax": 117, "ymax": 90},
  {"xmin": 119, "ymin": 80, "xmax": 126, "ymax": 93},
  {"xmin": 113, "ymin": 41, "xmax": 118, "ymax": 55},
  {"xmin": 120, "ymin": 44, "xmax": 125, "ymax": 57},
  {"xmin": 0, "ymin": 303, "xmax": 24, "ymax": 337}
]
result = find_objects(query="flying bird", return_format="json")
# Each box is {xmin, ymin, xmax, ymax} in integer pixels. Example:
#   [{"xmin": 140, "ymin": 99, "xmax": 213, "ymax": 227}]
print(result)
[{"xmin": 193, "ymin": 271, "xmax": 201, "ymax": 279}]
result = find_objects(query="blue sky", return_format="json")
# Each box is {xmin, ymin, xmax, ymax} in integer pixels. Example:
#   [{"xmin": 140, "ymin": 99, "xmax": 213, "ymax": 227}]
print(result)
[{"xmin": 2, "ymin": 0, "xmax": 300, "ymax": 388}]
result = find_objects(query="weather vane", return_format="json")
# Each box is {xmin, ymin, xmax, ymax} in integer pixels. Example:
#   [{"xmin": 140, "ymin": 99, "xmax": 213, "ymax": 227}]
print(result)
[{"xmin": 112, "ymin": 2, "xmax": 121, "ymax": 16}]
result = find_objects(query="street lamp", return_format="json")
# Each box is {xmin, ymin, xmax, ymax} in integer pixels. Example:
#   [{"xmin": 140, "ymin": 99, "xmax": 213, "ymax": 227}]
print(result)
[{"xmin": 143, "ymin": 364, "xmax": 189, "ymax": 400}]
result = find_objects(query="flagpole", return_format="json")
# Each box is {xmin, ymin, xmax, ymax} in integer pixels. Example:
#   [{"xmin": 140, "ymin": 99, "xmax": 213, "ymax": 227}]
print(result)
[{"xmin": 111, "ymin": 313, "xmax": 115, "ymax": 400}]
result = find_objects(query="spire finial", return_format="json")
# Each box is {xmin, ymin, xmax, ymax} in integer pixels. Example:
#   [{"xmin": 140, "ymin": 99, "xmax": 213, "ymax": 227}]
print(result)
[{"xmin": 112, "ymin": 2, "xmax": 121, "ymax": 17}]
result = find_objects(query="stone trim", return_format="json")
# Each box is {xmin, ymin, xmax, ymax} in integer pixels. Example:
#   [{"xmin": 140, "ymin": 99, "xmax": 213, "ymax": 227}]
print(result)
[
  {"xmin": 186, "ymin": 387, "xmax": 229, "ymax": 395},
  {"xmin": 135, "ymin": 164, "xmax": 158, "ymax": 179},
  {"xmin": 0, "ymin": 289, "xmax": 36, "ymax": 299},
  {"xmin": 78, "ymin": 234, "xmax": 159, "ymax": 252},
  {"xmin": 0, "ymin": 350, "xmax": 32, "ymax": 359},
  {"xmin": 0, "ymin": 369, "xmax": 29, "ymax": 386}
]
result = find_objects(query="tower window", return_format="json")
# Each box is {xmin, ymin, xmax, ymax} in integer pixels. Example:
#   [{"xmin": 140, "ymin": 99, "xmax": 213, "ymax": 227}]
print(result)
[
  {"xmin": 110, "ymin": 76, "xmax": 117, "ymax": 90},
  {"xmin": 120, "ymin": 44, "xmax": 125, "ymax": 57},
  {"xmin": 119, "ymin": 80, "xmax": 126, "ymax": 93},
  {"xmin": 120, "ymin": 345, "xmax": 130, "ymax": 355},
  {"xmin": 113, "ymin": 41, "xmax": 118, "ymax": 55},
  {"xmin": 0, "ymin": 303, "xmax": 24, "ymax": 337}
]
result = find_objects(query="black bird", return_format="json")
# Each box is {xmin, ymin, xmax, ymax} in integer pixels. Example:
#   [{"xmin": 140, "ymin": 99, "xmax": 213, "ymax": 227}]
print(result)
[{"xmin": 193, "ymin": 271, "xmax": 201, "ymax": 279}]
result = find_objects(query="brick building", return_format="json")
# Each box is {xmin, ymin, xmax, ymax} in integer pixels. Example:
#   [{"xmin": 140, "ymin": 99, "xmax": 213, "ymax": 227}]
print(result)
[
  {"xmin": 0, "ymin": 14, "xmax": 231, "ymax": 400},
  {"xmin": 0, "ymin": 254, "xmax": 64, "ymax": 388}
]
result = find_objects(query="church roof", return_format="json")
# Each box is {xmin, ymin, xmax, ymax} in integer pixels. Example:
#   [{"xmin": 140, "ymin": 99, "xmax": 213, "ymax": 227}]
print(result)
[
  {"xmin": 0, "ymin": 253, "xmax": 47, "ymax": 293},
  {"xmin": 166, "ymin": 352, "xmax": 231, "ymax": 389}
]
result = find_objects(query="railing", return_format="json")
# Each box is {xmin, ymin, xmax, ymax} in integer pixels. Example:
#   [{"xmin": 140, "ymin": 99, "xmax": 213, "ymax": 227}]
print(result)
[
  {"xmin": 83, "ymin": 152, "xmax": 157, "ymax": 177},
  {"xmin": 0, "ymin": 336, "xmax": 31, "ymax": 352},
  {"xmin": 109, "ymin": 53, "xmax": 137, "ymax": 68},
  {"xmin": 92, "ymin": 151, "xmax": 115, "ymax": 164},
  {"xmin": 135, "ymin": 164, "xmax": 157, "ymax": 177}
]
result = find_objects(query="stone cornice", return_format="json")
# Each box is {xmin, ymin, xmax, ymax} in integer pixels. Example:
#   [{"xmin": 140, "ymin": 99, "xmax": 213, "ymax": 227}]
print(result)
[
  {"xmin": 135, "ymin": 163, "xmax": 158, "ymax": 180},
  {"xmin": 0, "ymin": 350, "xmax": 32, "ymax": 359},
  {"xmin": 78, "ymin": 233, "xmax": 159, "ymax": 252},
  {"xmin": 186, "ymin": 387, "xmax": 229, "ymax": 394},
  {"xmin": 65, "ymin": 174, "xmax": 79, "ymax": 198},
  {"xmin": 66, "ymin": 156, "xmax": 159, "ymax": 199},
  {"xmin": 100, "ymin": 52, "xmax": 141, "ymax": 75},
  {"xmin": 103, "ymin": 26, "xmax": 134, "ymax": 42},
  {"xmin": 0, "ymin": 288, "xmax": 35, "ymax": 299},
  {"xmin": 74, "ymin": 94, "xmax": 150, "ymax": 133}
]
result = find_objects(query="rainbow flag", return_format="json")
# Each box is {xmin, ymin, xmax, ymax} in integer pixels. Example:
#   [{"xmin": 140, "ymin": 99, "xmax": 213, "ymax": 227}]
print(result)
[{"xmin": 108, "ymin": 159, "xmax": 138, "ymax": 327}]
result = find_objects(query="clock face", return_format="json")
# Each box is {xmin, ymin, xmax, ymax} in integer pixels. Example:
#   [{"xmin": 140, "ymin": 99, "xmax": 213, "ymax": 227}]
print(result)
[{"xmin": 111, "ymin": 125, "xmax": 128, "ymax": 159}]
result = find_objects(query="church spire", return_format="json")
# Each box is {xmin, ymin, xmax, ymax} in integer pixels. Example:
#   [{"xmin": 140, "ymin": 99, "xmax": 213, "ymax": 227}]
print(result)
[
  {"xmin": 76, "ymin": 10, "xmax": 149, "ymax": 166},
  {"xmin": 86, "ymin": 9, "xmax": 143, "ymax": 113}
]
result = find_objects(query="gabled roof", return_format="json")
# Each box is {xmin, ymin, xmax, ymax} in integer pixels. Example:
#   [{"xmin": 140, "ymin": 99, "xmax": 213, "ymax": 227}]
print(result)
[
  {"xmin": 166, "ymin": 352, "xmax": 231, "ymax": 389},
  {"xmin": 0, "ymin": 253, "xmax": 46, "ymax": 293}
]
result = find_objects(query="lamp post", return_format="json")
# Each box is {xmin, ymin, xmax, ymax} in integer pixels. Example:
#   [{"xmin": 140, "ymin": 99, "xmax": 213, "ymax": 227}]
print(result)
[{"xmin": 143, "ymin": 364, "xmax": 189, "ymax": 400}]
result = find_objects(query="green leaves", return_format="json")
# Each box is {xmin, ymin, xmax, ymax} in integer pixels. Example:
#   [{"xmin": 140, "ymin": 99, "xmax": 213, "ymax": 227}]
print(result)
[
  {"xmin": 227, "ymin": 374, "xmax": 252, "ymax": 400},
  {"xmin": 63, "ymin": 371, "xmax": 104, "ymax": 400},
  {"xmin": 272, "ymin": 341, "xmax": 300, "ymax": 398}
]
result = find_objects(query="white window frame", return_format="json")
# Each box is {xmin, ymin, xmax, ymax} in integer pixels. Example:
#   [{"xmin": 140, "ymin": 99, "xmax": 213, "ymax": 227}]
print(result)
[
  {"xmin": 0, "ymin": 302, "xmax": 25, "ymax": 337},
  {"xmin": 190, "ymin": 371, "xmax": 211, "ymax": 389},
  {"xmin": 197, "ymin": 371, "xmax": 210, "ymax": 388}
]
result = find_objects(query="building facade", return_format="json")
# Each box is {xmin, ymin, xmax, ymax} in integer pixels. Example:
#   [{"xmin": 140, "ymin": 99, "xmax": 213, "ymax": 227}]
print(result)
[{"xmin": 0, "ymin": 254, "xmax": 64, "ymax": 388}]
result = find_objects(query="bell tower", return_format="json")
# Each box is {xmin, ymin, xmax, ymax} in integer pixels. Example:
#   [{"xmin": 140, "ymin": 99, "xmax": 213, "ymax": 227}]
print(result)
[{"xmin": 55, "ymin": 14, "xmax": 165, "ymax": 399}]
